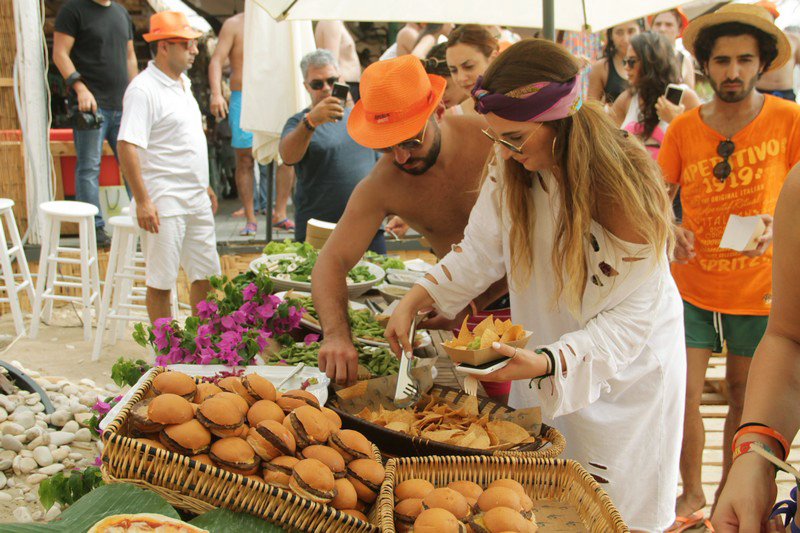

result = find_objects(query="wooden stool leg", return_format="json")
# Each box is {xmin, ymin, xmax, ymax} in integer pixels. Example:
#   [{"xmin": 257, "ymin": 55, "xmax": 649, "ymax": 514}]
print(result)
[
  {"xmin": 29, "ymin": 216, "xmax": 52, "ymax": 339},
  {"xmin": 92, "ymin": 225, "xmax": 121, "ymax": 361},
  {"xmin": 4, "ymin": 208, "xmax": 34, "ymax": 306},
  {"xmin": 79, "ymin": 217, "xmax": 93, "ymax": 342},
  {"xmin": 0, "ymin": 213, "xmax": 24, "ymax": 336},
  {"xmin": 42, "ymin": 218, "xmax": 60, "ymax": 324}
]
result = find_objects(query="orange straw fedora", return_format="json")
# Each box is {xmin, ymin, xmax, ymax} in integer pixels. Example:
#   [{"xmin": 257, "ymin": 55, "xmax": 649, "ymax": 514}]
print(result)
[
  {"xmin": 648, "ymin": 7, "xmax": 690, "ymax": 37},
  {"xmin": 347, "ymin": 55, "xmax": 446, "ymax": 150},
  {"xmin": 143, "ymin": 11, "xmax": 202, "ymax": 42}
]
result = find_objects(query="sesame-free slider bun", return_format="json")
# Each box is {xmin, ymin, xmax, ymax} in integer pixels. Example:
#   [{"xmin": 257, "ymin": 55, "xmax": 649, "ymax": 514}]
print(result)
[
  {"xmin": 395, "ymin": 497, "xmax": 424, "ymax": 532},
  {"xmin": 328, "ymin": 429, "xmax": 373, "ymax": 462},
  {"xmin": 160, "ymin": 419, "xmax": 212, "ymax": 456},
  {"xmin": 130, "ymin": 400, "xmax": 163, "ymax": 434},
  {"xmin": 262, "ymin": 455, "xmax": 298, "ymax": 489},
  {"xmin": 209, "ymin": 437, "xmax": 260, "ymax": 475},
  {"xmin": 241, "ymin": 373, "xmax": 277, "ymax": 402},
  {"xmin": 276, "ymin": 389, "xmax": 320, "ymax": 412},
  {"xmin": 476, "ymin": 487, "xmax": 522, "ymax": 513},
  {"xmin": 447, "ymin": 480, "xmax": 483, "ymax": 502},
  {"xmin": 290, "ymin": 458, "xmax": 336, "ymax": 504},
  {"xmin": 412, "ymin": 508, "xmax": 467, "ymax": 533},
  {"xmin": 197, "ymin": 396, "xmax": 245, "ymax": 432},
  {"xmin": 213, "ymin": 391, "xmax": 249, "ymax": 415},
  {"xmin": 283, "ymin": 405, "xmax": 331, "ymax": 448},
  {"xmin": 469, "ymin": 506, "xmax": 538, "ymax": 533},
  {"xmin": 152, "ymin": 371, "xmax": 197, "ymax": 400},
  {"xmin": 395, "ymin": 478, "xmax": 435, "ymax": 501},
  {"xmin": 320, "ymin": 406, "xmax": 342, "ymax": 430},
  {"xmin": 329, "ymin": 477, "xmax": 358, "ymax": 510},
  {"xmin": 247, "ymin": 420, "xmax": 296, "ymax": 460},
  {"xmin": 346, "ymin": 458, "xmax": 385, "ymax": 504},
  {"xmin": 298, "ymin": 445, "xmax": 346, "ymax": 478},
  {"xmin": 422, "ymin": 487, "xmax": 470, "ymax": 521},
  {"xmin": 193, "ymin": 382, "xmax": 222, "ymax": 404},
  {"xmin": 146, "ymin": 393, "xmax": 194, "ymax": 425},
  {"xmin": 247, "ymin": 400, "xmax": 285, "ymax": 426}
]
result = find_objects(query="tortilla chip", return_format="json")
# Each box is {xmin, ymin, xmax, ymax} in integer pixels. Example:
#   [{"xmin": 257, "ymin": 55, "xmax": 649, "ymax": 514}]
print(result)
[
  {"xmin": 494, "ymin": 319, "xmax": 508, "ymax": 335},
  {"xmin": 505, "ymin": 325, "xmax": 524, "ymax": 342},
  {"xmin": 472, "ymin": 315, "xmax": 495, "ymax": 337},
  {"xmin": 479, "ymin": 329, "xmax": 500, "ymax": 349},
  {"xmin": 421, "ymin": 429, "xmax": 463, "ymax": 442},
  {"xmin": 487, "ymin": 420, "xmax": 530, "ymax": 445},
  {"xmin": 456, "ymin": 316, "xmax": 473, "ymax": 342},
  {"xmin": 385, "ymin": 421, "xmax": 411, "ymax": 433},
  {"xmin": 462, "ymin": 395, "xmax": 479, "ymax": 417},
  {"xmin": 336, "ymin": 381, "xmax": 368, "ymax": 401}
]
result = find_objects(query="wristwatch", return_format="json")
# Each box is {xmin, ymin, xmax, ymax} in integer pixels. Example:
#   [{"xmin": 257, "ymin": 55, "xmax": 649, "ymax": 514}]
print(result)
[{"xmin": 65, "ymin": 71, "xmax": 83, "ymax": 87}]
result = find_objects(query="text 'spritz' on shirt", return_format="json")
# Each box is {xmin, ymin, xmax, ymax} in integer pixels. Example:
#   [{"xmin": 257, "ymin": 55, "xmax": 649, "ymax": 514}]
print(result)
[{"xmin": 658, "ymin": 95, "xmax": 800, "ymax": 315}]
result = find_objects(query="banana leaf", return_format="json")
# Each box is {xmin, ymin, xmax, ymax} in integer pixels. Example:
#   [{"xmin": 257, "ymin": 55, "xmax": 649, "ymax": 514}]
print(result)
[
  {"xmin": 188, "ymin": 508, "xmax": 287, "ymax": 532},
  {"xmin": 0, "ymin": 483, "xmax": 179, "ymax": 533}
]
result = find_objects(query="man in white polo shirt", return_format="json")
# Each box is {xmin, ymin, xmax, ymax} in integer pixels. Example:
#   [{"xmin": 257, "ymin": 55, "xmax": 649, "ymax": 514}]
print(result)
[{"xmin": 117, "ymin": 11, "xmax": 220, "ymax": 323}]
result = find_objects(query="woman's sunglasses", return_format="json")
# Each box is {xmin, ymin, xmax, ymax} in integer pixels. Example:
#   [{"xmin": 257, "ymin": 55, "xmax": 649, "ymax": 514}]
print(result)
[
  {"xmin": 713, "ymin": 139, "xmax": 735, "ymax": 182},
  {"xmin": 376, "ymin": 121, "xmax": 429, "ymax": 153},
  {"xmin": 481, "ymin": 123, "xmax": 543, "ymax": 154},
  {"xmin": 621, "ymin": 58, "xmax": 637, "ymax": 68},
  {"xmin": 308, "ymin": 77, "xmax": 339, "ymax": 90}
]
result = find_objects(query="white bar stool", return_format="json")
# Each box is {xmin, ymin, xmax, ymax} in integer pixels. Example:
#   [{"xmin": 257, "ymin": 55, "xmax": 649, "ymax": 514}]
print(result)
[
  {"xmin": 91, "ymin": 215, "xmax": 178, "ymax": 361},
  {"xmin": 0, "ymin": 199, "xmax": 35, "ymax": 336},
  {"xmin": 30, "ymin": 201, "xmax": 101, "ymax": 341}
]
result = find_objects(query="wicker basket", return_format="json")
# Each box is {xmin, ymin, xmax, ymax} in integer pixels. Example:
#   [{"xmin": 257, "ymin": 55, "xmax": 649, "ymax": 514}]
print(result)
[
  {"xmin": 102, "ymin": 368, "xmax": 380, "ymax": 533},
  {"xmin": 379, "ymin": 455, "xmax": 629, "ymax": 532},
  {"xmin": 328, "ymin": 384, "xmax": 565, "ymax": 459}
]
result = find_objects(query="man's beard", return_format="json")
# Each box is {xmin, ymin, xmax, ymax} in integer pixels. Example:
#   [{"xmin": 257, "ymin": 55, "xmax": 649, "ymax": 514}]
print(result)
[
  {"xmin": 393, "ymin": 126, "xmax": 442, "ymax": 176},
  {"xmin": 711, "ymin": 75, "xmax": 758, "ymax": 103}
]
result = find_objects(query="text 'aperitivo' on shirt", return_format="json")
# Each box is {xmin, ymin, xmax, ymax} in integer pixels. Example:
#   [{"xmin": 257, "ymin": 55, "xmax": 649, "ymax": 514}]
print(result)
[{"xmin": 658, "ymin": 95, "xmax": 800, "ymax": 315}]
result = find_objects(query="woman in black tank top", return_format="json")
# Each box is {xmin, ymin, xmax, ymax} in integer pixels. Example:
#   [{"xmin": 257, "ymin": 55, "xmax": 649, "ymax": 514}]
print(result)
[{"xmin": 588, "ymin": 20, "xmax": 643, "ymax": 104}]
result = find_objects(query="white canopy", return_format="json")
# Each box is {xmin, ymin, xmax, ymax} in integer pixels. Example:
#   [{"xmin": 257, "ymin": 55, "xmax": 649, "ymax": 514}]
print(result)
[{"xmin": 253, "ymin": 0, "xmax": 691, "ymax": 32}]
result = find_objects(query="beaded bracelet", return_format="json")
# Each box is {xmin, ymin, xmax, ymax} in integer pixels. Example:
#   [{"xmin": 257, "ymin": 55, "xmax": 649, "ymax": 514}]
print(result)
[{"xmin": 529, "ymin": 348, "xmax": 556, "ymax": 390}]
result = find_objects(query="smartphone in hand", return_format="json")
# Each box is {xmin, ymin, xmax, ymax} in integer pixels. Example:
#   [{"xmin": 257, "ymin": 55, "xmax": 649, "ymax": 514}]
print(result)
[
  {"xmin": 665, "ymin": 83, "xmax": 685, "ymax": 106},
  {"xmin": 331, "ymin": 82, "xmax": 350, "ymax": 108}
]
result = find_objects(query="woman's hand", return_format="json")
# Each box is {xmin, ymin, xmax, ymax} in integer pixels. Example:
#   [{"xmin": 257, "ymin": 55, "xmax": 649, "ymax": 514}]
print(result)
[
  {"xmin": 384, "ymin": 285, "xmax": 435, "ymax": 358},
  {"xmin": 711, "ymin": 452, "xmax": 779, "ymax": 532},
  {"xmin": 478, "ymin": 343, "xmax": 549, "ymax": 382},
  {"xmin": 656, "ymin": 95, "xmax": 685, "ymax": 123}
]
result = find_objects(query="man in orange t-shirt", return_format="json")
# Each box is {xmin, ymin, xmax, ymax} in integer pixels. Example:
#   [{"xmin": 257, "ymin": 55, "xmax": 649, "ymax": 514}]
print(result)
[{"xmin": 657, "ymin": 4, "xmax": 800, "ymax": 529}]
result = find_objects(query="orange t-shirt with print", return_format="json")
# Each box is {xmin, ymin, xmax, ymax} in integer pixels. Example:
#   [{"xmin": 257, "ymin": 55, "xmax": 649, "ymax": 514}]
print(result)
[{"xmin": 658, "ymin": 95, "xmax": 800, "ymax": 315}]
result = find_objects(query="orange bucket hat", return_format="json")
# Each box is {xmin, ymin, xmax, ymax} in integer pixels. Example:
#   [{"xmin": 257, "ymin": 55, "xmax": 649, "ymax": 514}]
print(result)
[
  {"xmin": 347, "ymin": 55, "xmax": 446, "ymax": 150},
  {"xmin": 143, "ymin": 11, "xmax": 202, "ymax": 42}
]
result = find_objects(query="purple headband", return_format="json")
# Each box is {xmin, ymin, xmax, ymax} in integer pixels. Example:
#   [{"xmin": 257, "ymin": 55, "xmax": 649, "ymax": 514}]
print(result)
[{"xmin": 471, "ymin": 75, "xmax": 583, "ymax": 122}]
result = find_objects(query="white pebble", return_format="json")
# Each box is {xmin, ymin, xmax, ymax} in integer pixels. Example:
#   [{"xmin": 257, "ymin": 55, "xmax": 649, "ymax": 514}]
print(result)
[
  {"xmin": 19, "ymin": 450, "xmax": 32, "ymax": 458},
  {"xmin": 37, "ymin": 464, "xmax": 64, "ymax": 476},
  {"xmin": 24, "ymin": 492, "xmax": 38, "ymax": 502},
  {"xmin": 63, "ymin": 385, "xmax": 79, "ymax": 396},
  {"xmin": 50, "ymin": 410, "xmax": 71, "ymax": 427},
  {"xmin": 52, "ymin": 448, "xmax": 69, "ymax": 462},
  {"xmin": 0, "ymin": 450, "xmax": 15, "ymax": 461},
  {"xmin": 2, "ymin": 423, "xmax": 24, "ymax": 436},
  {"xmin": 49, "ymin": 431, "xmax": 75, "ymax": 446},
  {"xmin": 29, "ymin": 403, "xmax": 44, "ymax": 413},
  {"xmin": 0, "ymin": 407, "xmax": 7, "ymax": 423},
  {"xmin": 74, "ymin": 428, "xmax": 92, "ymax": 442},
  {"xmin": 11, "ymin": 412, "xmax": 34, "ymax": 430},
  {"xmin": 67, "ymin": 453, "xmax": 82, "ymax": 461},
  {"xmin": 25, "ymin": 473, "xmax": 48, "ymax": 485},
  {"xmin": 79, "ymin": 378, "xmax": 96, "ymax": 388},
  {"xmin": 73, "ymin": 413, "xmax": 93, "ymax": 426},
  {"xmin": 0, "ymin": 460, "xmax": 11, "ymax": 471},
  {"xmin": 45, "ymin": 503, "xmax": 61, "ymax": 521},
  {"xmin": 0, "ymin": 491, "xmax": 11, "ymax": 502},
  {"xmin": 11, "ymin": 455, "xmax": 21, "ymax": 476},
  {"xmin": 69, "ymin": 403, "xmax": 89, "ymax": 414},
  {"xmin": 6, "ymin": 478, "xmax": 14, "ymax": 487},
  {"xmin": 1, "ymin": 435, "xmax": 22, "ymax": 452},
  {"xmin": 62, "ymin": 421, "xmax": 79, "ymax": 434},
  {"xmin": 105, "ymin": 383, "xmax": 121, "ymax": 393},
  {"xmin": 18, "ymin": 457, "xmax": 37, "ymax": 474},
  {"xmin": 12, "ymin": 506, "xmax": 32, "ymax": 522},
  {"xmin": 0, "ymin": 471, "xmax": 5, "ymax": 487},
  {"xmin": 26, "ymin": 436, "xmax": 44, "ymax": 451},
  {"xmin": 33, "ymin": 447, "xmax": 53, "ymax": 467},
  {"xmin": 42, "ymin": 383, "xmax": 60, "ymax": 392},
  {"xmin": 32, "ymin": 510, "xmax": 43, "ymax": 521}
]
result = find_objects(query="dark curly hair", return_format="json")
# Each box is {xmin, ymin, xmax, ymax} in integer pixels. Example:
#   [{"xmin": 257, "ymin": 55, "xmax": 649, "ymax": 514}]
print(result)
[
  {"xmin": 423, "ymin": 43, "xmax": 451, "ymax": 77},
  {"xmin": 629, "ymin": 32, "xmax": 679, "ymax": 140},
  {"xmin": 693, "ymin": 21, "xmax": 779, "ymax": 73}
]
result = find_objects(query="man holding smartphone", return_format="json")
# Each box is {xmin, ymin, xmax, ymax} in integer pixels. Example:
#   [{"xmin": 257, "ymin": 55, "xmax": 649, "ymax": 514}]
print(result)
[
  {"xmin": 657, "ymin": 5, "xmax": 800, "ymax": 528},
  {"xmin": 279, "ymin": 49, "xmax": 382, "ymax": 249}
]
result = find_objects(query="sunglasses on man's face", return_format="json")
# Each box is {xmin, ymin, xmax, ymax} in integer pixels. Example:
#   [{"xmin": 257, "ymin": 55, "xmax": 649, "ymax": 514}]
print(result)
[
  {"xmin": 482, "ymin": 123, "xmax": 543, "ymax": 154},
  {"xmin": 166, "ymin": 39, "xmax": 198, "ymax": 49},
  {"xmin": 621, "ymin": 58, "xmax": 637, "ymax": 68},
  {"xmin": 308, "ymin": 77, "xmax": 339, "ymax": 90},
  {"xmin": 375, "ymin": 121, "xmax": 429, "ymax": 154},
  {"xmin": 713, "ymin": 139, "xmax": 735, "ymax": 182}
]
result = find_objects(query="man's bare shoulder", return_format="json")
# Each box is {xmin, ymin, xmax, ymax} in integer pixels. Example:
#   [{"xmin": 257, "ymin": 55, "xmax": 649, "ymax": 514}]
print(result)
[
  {"xmin": 220, "ymin": 14, "xmax": 244, "ymax": 37},
  {"xmin": 441, "ymin": 113, "xmax": 486, "ymax": 133}
]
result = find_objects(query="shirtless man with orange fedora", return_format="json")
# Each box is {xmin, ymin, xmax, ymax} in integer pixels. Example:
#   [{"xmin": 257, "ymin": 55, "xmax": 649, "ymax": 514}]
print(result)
[{"xmin": 310, "ymin": 55, "xmax": 500, "ymax": 385}]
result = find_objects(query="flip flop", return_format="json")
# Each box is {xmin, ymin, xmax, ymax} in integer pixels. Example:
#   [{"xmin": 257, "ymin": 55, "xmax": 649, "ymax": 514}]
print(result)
[
  {"xmin": 273, "ymin": 218, "xmax": 295, "ymax": 230},
  {"xmin": 703, "ymin": 519, "xmax": 716, "ymax": 533},
  {"xmin": 666, "ymin": 511, "xmax": 704, "ymax": 533},
  {"xmin": 239, "ymin": 222, "xmax": 257, "ymax": 236}
]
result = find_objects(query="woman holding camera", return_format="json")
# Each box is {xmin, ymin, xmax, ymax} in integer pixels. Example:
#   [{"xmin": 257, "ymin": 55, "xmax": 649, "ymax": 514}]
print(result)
[
  {"xmin": 610, "ymin": 32, "xmax": 701, "ymax": 159},
  {"xmin": 386, "ymin": 39, "xmax": 685, "ymax": 532}
]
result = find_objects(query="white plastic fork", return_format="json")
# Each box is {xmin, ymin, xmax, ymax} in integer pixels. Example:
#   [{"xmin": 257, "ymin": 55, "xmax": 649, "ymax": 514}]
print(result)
[
  {"xmin": 393, "ymin": 316, "xmax": 420, "ymax": 408},
  {"xmin": 463, "ymin": 374, "xmax": 479, "ymax": 396}
]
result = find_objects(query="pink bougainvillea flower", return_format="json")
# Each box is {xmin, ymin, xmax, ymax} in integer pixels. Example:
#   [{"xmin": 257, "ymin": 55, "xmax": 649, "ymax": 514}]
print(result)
[
  {"xmin": 303, "ymin": 333, "xmax": 320, "ymax": 346},
  {"xmin": 242, "ymin": 282, "xmax": 258, "ymax": 302}
]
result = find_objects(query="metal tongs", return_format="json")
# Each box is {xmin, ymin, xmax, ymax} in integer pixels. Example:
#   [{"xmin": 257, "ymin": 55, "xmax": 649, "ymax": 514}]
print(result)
[{"xmin": 393, "ymin": 313, "xmax": 422, "ymax": 408}]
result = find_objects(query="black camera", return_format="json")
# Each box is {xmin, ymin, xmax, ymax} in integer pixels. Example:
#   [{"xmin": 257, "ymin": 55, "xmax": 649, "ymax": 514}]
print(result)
[{"xmin": 69, "ymin": 105, "xmax": 104, "ymax": 130}]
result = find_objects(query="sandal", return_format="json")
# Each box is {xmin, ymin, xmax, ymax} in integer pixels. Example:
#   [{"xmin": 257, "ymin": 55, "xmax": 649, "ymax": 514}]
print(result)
[
  {"xmin": 273, "ymin": 218, "xmax": 295, "ymax": 230},
  {"xmin": 666, "ymin": 511, "xmax": 704, "ymax": 533},
  {"xmin": 239, "ymin": 222, "xmax": 257, "ymax": 236}
]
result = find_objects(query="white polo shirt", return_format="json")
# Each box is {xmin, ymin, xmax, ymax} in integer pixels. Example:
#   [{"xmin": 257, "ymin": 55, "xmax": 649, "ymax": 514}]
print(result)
[{"xmin": 118, "ymin": 60, "xmax": 210, "ymax": 217}]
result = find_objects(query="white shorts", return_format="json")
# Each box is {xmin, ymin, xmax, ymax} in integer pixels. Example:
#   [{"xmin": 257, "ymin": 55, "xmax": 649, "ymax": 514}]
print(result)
[{"xmin": 139, "ymin": 210, "xmax": 221, "ymax": 290}]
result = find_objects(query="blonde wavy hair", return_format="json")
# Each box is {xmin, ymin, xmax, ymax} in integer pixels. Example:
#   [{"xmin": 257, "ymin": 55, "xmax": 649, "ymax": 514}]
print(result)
[{"xmin": 480, "ymin": 39, "xmax": 674, "ymax": 315}]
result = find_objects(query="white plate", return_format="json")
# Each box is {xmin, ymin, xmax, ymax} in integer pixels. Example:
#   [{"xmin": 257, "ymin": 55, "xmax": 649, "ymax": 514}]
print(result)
[
  {"xmin": 250, "ymin": 253, "xmax": 384, "ymax": 298},
  {"xmin": 100, "ymin": 365, "xmax": 329, "ymax": 433},
  {"xmin": 375, "ymin": 283, "xmax": 410, "ymax": 303},
  {"xmin": 386, "ymin": 268, "xmax": 425, "ymax": 288},
  {"xmin": 276, "ymin": 290, "xmax": 432, "ymax": 349},
  {"xmin": 403, "ymin": 258, "xmax": 432, "ymax": 272}
]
